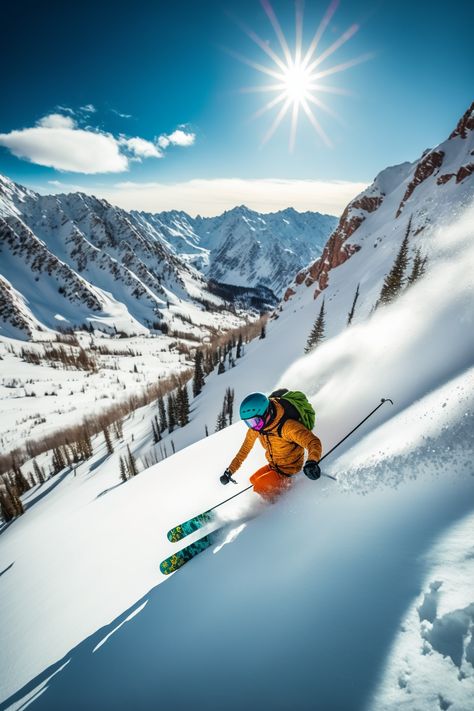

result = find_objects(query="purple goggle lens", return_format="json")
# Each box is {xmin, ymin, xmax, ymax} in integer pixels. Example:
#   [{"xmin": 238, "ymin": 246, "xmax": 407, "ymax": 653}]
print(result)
[{"xmin": 244, "ymin": 415, "xmax": 266, "ymax": 431}]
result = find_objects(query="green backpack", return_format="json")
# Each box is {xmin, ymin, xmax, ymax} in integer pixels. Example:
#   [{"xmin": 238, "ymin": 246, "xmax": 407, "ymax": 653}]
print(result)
[{"xmin": 269, "ymin": 388, "xmax": 316, "ymax": 435}]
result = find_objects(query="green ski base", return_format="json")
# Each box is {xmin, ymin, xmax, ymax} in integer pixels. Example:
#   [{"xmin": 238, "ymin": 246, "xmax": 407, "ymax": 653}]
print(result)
[
  {"xmin": 167, "ymin": 510, "xmax": 215, "ymax": 543},
  {"xmin": 160, "ymin": 530, "xmax": 221, "ymax": 575}
]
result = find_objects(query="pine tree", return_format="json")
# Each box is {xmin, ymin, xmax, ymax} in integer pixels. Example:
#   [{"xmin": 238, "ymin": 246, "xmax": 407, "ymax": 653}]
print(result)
[
  {"xmin": 52, "ymin": 447, "xmax": 66, "ymax": 474},
  {"xmin": 103, "ymin": 425, "xmax": 114, "ymax": 455},
  {"xmin": 305, "ymin": 299, "xmax": 326, "ymax": 353},
  {"xmin": 151, "ymin": 415, "xmax": 161, "ymax": 444},
  {"xmin": 0, "ymin": 489, "xmax": 17, "ymax": 522},
  {"xmin": 215, "ymin": 405, "xmax": 227, "ymax": 432},
  {"xmin": 347, "ymin": 283, "xmax": 360, "ymax": 326},
  {"xmin": 2, "ymin": 480, "xmax": 24, "ymax": 519},
  {"xmin": 260, "ymin": 324, "xmax": 266, "ymax": 339},
  {"xmin": 236, "ymin": 333, "xmax": 243, "ymax": 358},
  {"xmin": 407, "ymin": 248, "xmax": 428, "ymax": 286},
  {"xmin": 126, "ymin": 445, "xmax": 138, "ymax": 478},
  {"xmin": 177, "ymin": 385, "xmax": 190, "ymax": 427},
  {"xmin": 217, "ymin": 360, "xmax": 225, "ymax": 375},
  {"xmin": 158, "ymin": 397, "xmax": 167, "ymax": 432},
  {"xmin": 192, "ymin": 350, "xmax": 205, "ymax": 397},
  {"xmin": 167, "ymin": 394, "xmax": 176, "ymax": 433},
  {"xmin": 205, "ymin": 424, "xmax": 209, "ymax": 437},
  {"xmin": 33, "ymin": 459, "xmax": 46, "ymax": 484},
  {"xmin": 119, "ymin": 456, "xmax": 128, "ymax": 483},
  {"xmin": 225, "ymin": 387, "xmax": 235, "ymax": 425},
  {"xmin": 14, "ymin": 467, "xmax": 29, "ymax": 495},
  {"xmin": 377, "ymin": 220, "xmax": 411, "ymax": 307},
  {"xmin": 113, "ymin": 418, "xmax": 124, "ymax": 440}
]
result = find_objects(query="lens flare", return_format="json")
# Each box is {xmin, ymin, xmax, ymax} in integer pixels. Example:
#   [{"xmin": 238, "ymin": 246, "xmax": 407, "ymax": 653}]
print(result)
[{"xmin": 232, "ymin": 0, "xmax": 372, "ymax": 151}]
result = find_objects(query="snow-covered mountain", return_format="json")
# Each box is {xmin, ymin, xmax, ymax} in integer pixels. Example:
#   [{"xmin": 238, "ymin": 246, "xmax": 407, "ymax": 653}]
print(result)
[
  {"xmin": 0, "ymin": 180, "xmax": 271, "ymax": 341},
  {"xmin": 0, "ymin": 180, "xmax": 336, "ymax": 341},
  {"xmin": 133, "ymin": 205, "xmax": 337, "ymax": 295},
  {"xmin": 282, "ymin": 102, "xmax": 474, "ymax": 310}
]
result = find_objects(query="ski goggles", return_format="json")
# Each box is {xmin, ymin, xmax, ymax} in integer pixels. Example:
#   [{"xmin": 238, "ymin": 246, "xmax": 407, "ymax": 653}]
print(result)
[{"xmin": 244, "ymin": 415, "xmax": 266, "ymax": 431}]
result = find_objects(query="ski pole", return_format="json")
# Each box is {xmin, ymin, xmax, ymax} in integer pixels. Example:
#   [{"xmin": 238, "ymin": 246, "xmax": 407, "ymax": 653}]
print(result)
[
  {"xmin": 317, "ymin": 397, "xmax": 393, "ymax": 469},
  {"xmin": 209, "ymin": 398, "xmax": 393, "ymax": 512}
]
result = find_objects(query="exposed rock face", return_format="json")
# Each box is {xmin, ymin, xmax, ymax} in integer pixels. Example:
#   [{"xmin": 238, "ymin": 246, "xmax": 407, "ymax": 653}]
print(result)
[
  {"xmin": 449, "ymin": 101, "xmax": 474, "ymax": 139},
  {"xmin": 437, "ymin": 163, "xmax": 474, "ymax": 185},
  {"xmin": 285, "ymin": 194, "xmax": 380, "ymax": 299},
  {"xmin": 283, "ymin": 287, "xmax": 296, "ymax": 302},
  {"xmin": 456, "ymin": 163, "xmax": 474, "ymax": 183},
  {"xmin": 396, "ymin": 151, "xmax": 444, "ymax": 217}
]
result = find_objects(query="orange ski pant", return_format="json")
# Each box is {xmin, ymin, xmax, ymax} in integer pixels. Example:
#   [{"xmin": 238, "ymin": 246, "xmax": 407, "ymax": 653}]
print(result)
[{"xmin": 250, "ymin": 464, "xmax": 293, "ymax": 502}]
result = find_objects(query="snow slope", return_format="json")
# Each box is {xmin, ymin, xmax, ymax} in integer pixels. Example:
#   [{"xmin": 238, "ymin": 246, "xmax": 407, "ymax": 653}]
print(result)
[{"xmin": 0, "ymin": 202, "xmax": 473, "ymax": 710}]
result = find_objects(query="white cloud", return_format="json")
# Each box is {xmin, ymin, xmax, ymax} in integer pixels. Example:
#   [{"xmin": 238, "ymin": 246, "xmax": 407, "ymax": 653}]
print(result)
[
  {"xmin": 0, "ymin": 112, "xmax": 188, "ymax": 174},
  {"xmin": 37, "ymin": 113, "xmax": 76, "ymax": 129},
  {"xmin": 53, "ymin": 177, "xmax": 368, "ymax": 216},
  {"xmin": 120, "ymin": 137, "xmax": 163, "ymax": 160},
  {"xmin": 158, "ymin": 129, "xmax": 195, "ymax": 149},
  {"xmin": 79, "ymin": 104, "xmax": 96, "ymax": 113},
  {"xmin": 0, "ymin": 115, "xmax": 128, "ymax": 173}
]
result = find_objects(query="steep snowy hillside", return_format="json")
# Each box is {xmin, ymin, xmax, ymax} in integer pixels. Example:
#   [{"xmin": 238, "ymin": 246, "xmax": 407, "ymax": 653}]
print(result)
[
  {"xmin": 281, "ymin": 102, "xmax": 474, "ymax": 321},
  {"xmin": 134, "ymin": 205, "xmax": 337, "ymax": 295},
  {"xmin": 0, "ymin": 177, "xmax": 257, "ymax": 340},
  {"xmin": 0, "ymin": 201, "xmax": 473, "ymax": 711}
]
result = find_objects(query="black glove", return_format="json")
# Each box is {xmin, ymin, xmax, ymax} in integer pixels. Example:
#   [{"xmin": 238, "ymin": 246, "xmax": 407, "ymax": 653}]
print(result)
[
  {"xmin": 220, "ymin": 469, "xmax": 234, "ymax": 485},
  {"xmin": 303, "ymin": 460, "xmax": 321, "ymax": 481}
]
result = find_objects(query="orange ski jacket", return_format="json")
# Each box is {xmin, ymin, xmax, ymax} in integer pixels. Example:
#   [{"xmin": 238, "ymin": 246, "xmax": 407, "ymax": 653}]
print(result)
[{"xmin": 228, "ymin": 400, "xmax": 322, "ymax": 476}]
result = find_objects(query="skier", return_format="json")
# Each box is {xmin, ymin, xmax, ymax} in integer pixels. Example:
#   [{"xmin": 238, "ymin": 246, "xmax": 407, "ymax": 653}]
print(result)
[{"xmin": 219, "ymin": 391, "xmax": 322, "ymax": 501}]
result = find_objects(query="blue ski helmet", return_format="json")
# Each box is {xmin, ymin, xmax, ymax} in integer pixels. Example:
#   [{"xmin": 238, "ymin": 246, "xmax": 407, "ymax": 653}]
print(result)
[{"xmin": 239, "ymin": 392, "xmax": 270, "ymax": 420}]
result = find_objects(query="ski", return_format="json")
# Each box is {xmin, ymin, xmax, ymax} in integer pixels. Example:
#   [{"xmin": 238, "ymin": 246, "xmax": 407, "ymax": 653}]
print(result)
[
  {"xmin": 167, "ymin": 510, "xmax": 215, "ymax": 543},
  {"xmin": 160, "ymin": 529, "xmax": 222, "ymax": 575}
]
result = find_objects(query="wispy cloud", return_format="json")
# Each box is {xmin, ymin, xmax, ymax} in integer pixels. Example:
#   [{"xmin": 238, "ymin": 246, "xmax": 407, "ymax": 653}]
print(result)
[
  {"xmin": 79, "ymin": 104, "xmax": 96, "ymax": 113},
  {"xmin": 0, "ymin": 112, "xmax": 195, "ymax": 174},
  {"xmin": 111, "ymin": 109, "xmax": 133, "ymax": 119},
  {"xmin": 42, "ymin": 177, "xmax": 367, "ymax": 216}
]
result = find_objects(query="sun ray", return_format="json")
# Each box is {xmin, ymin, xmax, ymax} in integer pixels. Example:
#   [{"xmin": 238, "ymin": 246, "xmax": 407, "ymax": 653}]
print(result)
[
  {"xmin": 260, "ymin": 0, "xmax": 292, "ymax": 65},
  {"xmin": 300, "ymin": 98, "xmax": 332, "ymax": 146},
  {"xmin": 220, "ymin": 46, "xmax": 285, "ymax": 81},
  {"xmin": 301, "ymin": 0, "xmax": 339, "ymax": 70},
  {"xmin": 250, "ymin": 91, "xmax": 288, "ymax": 122},
  {"xmin": 230, "ymin": 0, "xmax": 370, "ymax": 149},
  {"xmin": 306, "ymin": 24, "xmax": 359, "ymax": 73},
  {"xmin": 307, "ymin": 83, "xmax": 354, "ymax": 97},
  {"xmin": 289, "ymin": 100, "xmax": 300, "ymax": 152},
  {"xmin": 312, "ymin": 52, "xmax": 374, "ymax": 81},
  {"xmin": 261, "ymin": 97, "xmax": 293, "ymax": 146},
  {"xmin": 238, "ymin": 83, "xmax": 289, "ymax": 94},
  {"xmin": 295, "ymin": 0, "xmax": 304, "ymax": 66},
  {"xmin": 304, "ymin": 92, "xmax": 346, "ymax": 127},
  {"xmin": 228, "ymin": 14, "xmax": 288, "ymax": 73}
]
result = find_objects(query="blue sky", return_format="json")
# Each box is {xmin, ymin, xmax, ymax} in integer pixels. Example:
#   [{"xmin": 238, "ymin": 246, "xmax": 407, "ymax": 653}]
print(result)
[{"xmin": 1, "ymin": 0, "xmax": 472, "ymax": 215}]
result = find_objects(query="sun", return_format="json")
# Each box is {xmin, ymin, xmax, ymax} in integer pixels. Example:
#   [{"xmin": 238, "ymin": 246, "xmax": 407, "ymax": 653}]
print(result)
[
  {"xmin": 232, "ymin": 0, "xmax": 372, "ymax": 151},
  {"xmin": 282, "ymin": 61, "xmax": 312, "ymax": 103}
]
